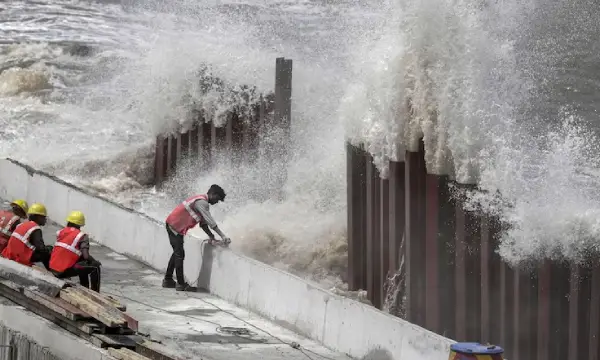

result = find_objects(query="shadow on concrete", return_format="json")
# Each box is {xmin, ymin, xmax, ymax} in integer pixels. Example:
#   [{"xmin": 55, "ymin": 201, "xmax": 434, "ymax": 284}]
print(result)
[
  {"xmin": 196, "ymin": 242, "xmax": 214, "ymax": 291},
  {"xmin": 184, "ymin": 333, "xmax": 269, "ymax": 345},
  {"xmin": 361, "ymin": 348, "xmax": 394, "ymax": 360},
  {"xmin": 170, "ymin": 308, "xmax": 220, "ymax": 316}
]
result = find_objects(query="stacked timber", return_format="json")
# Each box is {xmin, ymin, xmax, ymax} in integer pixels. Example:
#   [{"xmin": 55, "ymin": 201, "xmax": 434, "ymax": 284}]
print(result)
[{"xmin": 0, "ymin": 258, "xmax": 181, "ymax": 360}]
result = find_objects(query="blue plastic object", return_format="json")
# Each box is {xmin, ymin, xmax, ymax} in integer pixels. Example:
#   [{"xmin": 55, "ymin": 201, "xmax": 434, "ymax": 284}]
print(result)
[{"xmin": 450, "ymin": 342, "xmax": 504, "ymax": 355}]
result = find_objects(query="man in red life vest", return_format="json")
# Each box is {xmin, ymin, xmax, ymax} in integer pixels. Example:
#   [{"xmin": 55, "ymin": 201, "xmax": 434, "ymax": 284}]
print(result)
[
  {"xmin": 49, "ymin": 211, "xmax": 102, "ymax": 292},
  {"xmin": 1, "ymin": 203, "xmax": 52, "ymax": 269},
  {"xmin": 0, "ymin": 199, "xmax": 28, "ymax": 252},
  {"xmin": 163, "ymin": 184, "xmax": 230, "ymax": 291}
]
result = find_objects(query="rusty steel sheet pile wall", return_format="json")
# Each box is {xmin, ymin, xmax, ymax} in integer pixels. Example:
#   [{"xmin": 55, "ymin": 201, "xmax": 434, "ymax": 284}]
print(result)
[
  {"xmin": 347, "ymin": 140, "xmax": 600, "ymax": 360},
  {"xmin": 154, "ymin": 57, "xmax": 292, "ymax": 186}
]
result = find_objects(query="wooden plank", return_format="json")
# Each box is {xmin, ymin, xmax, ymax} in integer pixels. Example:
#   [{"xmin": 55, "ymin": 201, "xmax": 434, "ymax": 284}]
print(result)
[
  {"xmin": 68, "ymin": 287, "xmax": 133, "ymax": 328},
  {"xmin": 92, "ymin": 334, "xmax": 137, "ymax": 349},
  {"xmin": 136, "ymin": 341, "xmax": 185, "ymax": 360},
  {"xmin": 0, "ymin": 257, "xmax": 65, "ymax": 297},
  {"xmin": 0, "ymin": 279, "xmax": 90, "ymax": 322},
  {"xmin": 70, "ymin": 283, "xmax": 126, "ymax": 311},
  {"xmin": 109, "ymin": 348, "xmax": 152, "ymax": 360},
  {"xmin": 60, "ymin": 288, "xmax": 126, "ymax": 327},
  {"xmin": 121, "ymin": 312, "xmax": 139, "ymax": 333},
  {"xmin": 0, "ymin": 282, "xmax": 102, "ymax": 342},
  {"xmin": 23, "ymin": 289, "xmax": 78, "ymax": 321}
]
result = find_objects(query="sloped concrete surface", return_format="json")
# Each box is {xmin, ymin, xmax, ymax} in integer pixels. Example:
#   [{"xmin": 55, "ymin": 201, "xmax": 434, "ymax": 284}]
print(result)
[{"xmin": 37, "ymin": 221, "xmax": 351, "ymax": 360}]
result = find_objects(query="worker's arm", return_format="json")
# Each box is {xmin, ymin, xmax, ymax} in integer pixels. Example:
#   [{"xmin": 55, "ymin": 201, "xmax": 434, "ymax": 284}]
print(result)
[
  {"xmin": 193, "ymin": 200, "xmax": 228, "ymax": 240},
  {"xmin": 200, "ymin": 223, "xmax": 215, "ymax": 239},
  {"xmin": 8, "ymin": 218, "xmax": 20, "ymax": 233},
  {"xmin": 79, "ymin": 234, "xmax": 91, "ymax": 260},
  {"xmin": 79, "ymin": 234, "xmax": 101, "ymax": 266},
  {"xmin": 29, "ymin": 229, "xmax": 46, "ymax": 250}
]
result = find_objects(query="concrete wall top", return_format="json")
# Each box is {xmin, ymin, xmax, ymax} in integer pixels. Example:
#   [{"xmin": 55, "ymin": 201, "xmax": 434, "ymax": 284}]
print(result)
[
  {"xmin": 0, "ymin": 158, "xmax": 454, "ymax": 360},
  {"xmin": 0, "ymin": 304, "xmax": 116, "ymax": 360}
]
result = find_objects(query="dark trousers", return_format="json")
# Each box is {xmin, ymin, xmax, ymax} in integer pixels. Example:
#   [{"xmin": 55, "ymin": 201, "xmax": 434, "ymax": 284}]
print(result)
[
  {"xmin": 31, "ymin": 248, "xmax": 52, "ymax": 270},
  {"xmin": 56, "ymin": 260, "xmax": 101, "ymax": 292},
  {"xmin": 165, "ymin": 224, "xmax": 185, "ymax": 285}
]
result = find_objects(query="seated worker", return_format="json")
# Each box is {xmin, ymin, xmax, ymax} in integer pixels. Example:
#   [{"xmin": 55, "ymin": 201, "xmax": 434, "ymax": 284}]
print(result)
[
  {"xmin": 49, "ymin": 211, "xmax": 102, "ymax": 292},
  {"xmin": 1, "ymin": 203, "xmax": 52, "ymax": 269},
  {"xmin": 0, "ymin": 199, "xmax": 28, "ymax": 252}
]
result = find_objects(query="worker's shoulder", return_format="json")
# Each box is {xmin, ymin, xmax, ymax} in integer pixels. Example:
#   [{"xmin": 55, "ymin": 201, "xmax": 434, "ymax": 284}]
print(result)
[{"xmin": 193, "ymin": 198, "xmax": 210, "ymax": 208}]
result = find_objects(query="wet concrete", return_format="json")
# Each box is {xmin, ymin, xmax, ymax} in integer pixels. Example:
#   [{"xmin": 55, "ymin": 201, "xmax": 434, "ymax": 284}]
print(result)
[{"xmin": 30, "ymin": 220, "xmax": 351, "ymax": 360}]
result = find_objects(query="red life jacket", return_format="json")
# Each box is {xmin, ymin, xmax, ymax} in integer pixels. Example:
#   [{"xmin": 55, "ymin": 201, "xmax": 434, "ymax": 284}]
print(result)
[
  {"xmin": 50, "ymin": 227, "xmax": 86, "ymax": 273},
  {"xmin": 0, "ymin": 210, "xmax": 20, "ymax": 251},
  {"xmin": 165, "ymin": 194, "xmax": 208, "ymax": 235},
  {"xmin": 1, "ymin": 220, "xmax": 39, "ymax": 266}
]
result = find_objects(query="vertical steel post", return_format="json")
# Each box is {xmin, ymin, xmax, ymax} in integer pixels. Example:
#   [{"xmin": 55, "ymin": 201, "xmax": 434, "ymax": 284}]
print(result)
[
  {"xmin": 454, "ymin": 185, "xmax": 481, "ymax": 341},
  {"xmin": 154, "ymin": 136, "xmax": 166, "ymax": 186},
  {"xmin": 379, "ymin": 177, "xmax": 390, "ymax": 307},
  {"xmin": 480, "ymin": 216, "xmax": 501, "ymax": 344},
  {"xmin": 404, "ymin": 141, "xmax": 427, "ymax": 326},
  {"xmin": 347, "ymin": 143, "xmax": 367, "ymax": 291},
  {"xmin": 424, "ymin": 174, "xmax": 454, "ymax": 334},
  {"xmin": 366, "ymin": 155, "xmax": 382, "ymax": 308}
]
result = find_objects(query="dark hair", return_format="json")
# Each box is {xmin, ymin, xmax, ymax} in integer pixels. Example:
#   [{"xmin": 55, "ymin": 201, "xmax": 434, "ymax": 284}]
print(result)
[{"xmin": 208, "ymin": 184, "xmax": 226, "ymax": 200}]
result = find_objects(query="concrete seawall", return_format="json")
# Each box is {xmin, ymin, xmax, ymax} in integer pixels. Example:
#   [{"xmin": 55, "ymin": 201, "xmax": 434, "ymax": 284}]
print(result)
[
  {"xmin": 0, "ymin": 303, "xmax": 115, "ymax": 360},
  {"xmin": 0, "ymin": 158, "xmax": 454, "ymax": 360}
]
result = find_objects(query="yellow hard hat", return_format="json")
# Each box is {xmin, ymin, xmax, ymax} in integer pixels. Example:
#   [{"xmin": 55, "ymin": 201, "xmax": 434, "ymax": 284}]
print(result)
[
  {"xmin": 27, "ymin": 203, "xmax": 47, "ymax": 217},
  {"xmin": 66, "ymin": 211, "xmax": 85, "ymax": 226},
  {"xmin": 10, "ymin": 199, "xmax": 28, "ymax": 214}
]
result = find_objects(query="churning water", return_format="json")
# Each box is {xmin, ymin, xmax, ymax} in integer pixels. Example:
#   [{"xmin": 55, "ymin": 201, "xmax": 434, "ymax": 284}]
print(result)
[
  {"xmin": 344, "ymin": 0, "xmax": 600, "ymax": 266},
  {"xmin": 2, "ymin": 0, "xmax": 600, "ymax": 292},
  {"xmin": 0, "ymin": 0, "xmax": 385, "ymax": 289}
]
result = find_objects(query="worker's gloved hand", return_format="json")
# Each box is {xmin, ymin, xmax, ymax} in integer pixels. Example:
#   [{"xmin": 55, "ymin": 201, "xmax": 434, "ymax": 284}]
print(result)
[{"xmin": 222, "ymin": 237, "xmax": 231, "ymax": 246}]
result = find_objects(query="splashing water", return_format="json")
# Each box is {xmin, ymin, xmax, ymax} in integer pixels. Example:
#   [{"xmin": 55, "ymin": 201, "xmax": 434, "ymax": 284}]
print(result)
[
  {"xmin": 343, "ymin": 0, "xmax": 600, "ymax": 268},
  {"xmin": 4, "ymin": 0, "xmax": 600, "ymax": 293},
  {"xmin": 0, "ymin": 0, "xmax": 387, "ymax": 289}
]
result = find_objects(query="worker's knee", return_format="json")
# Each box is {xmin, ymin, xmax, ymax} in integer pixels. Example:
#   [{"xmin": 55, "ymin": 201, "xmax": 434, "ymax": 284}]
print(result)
[{"xmin": 173, "ymin": 249, "xmax": 185, "ymax": 260}]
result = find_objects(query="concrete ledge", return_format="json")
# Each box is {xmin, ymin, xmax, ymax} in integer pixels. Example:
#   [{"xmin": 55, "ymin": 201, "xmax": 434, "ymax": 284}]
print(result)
[
  {"xmin": 0, "ymin": 304, "xmax": 116, "ymax": 360},
  {"xmin": 0, "ymin": 158, "xmax": 453, "ymax": 360},
  {"xmin": 0, "ymin": 257, "xmax": 66, "ymax": 297}
]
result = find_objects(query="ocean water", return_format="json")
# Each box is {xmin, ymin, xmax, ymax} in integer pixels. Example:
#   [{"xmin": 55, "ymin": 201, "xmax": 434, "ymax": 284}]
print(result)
[
  {"xmin": 0, "ymin": 0, "xmax": 386, "ymax": 290},
  {"xmin": 2, "ymin": 0, "xmax": 600, "ymax": 292},
  {"xmin": 342, "ymin": 0, "xmax": 600, "ymax": 265}
]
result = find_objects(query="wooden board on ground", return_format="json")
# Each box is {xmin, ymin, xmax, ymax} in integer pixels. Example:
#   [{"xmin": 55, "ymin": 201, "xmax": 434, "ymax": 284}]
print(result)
[
  {"xmin": 22, "ymin": 288, "xmax": 92, "ymax": 321},
  {"xmin": 135, "ymin": 340, "xmax": 185, "ymax": 360},
  {"xmin": 0, "ymin": 279, "xmax": 91, "ymax": 321},
  {"xmin": 70, "ymin": 282, "xmax": 126, "ymax": 311},
  {"xmin": 59, "ymin": 288, "xmax": 127, "ymax": 328},
  {"xmin": 108, "ymin": 347, "xmax": 152, "ymax": 360},
  {"xmin": 0, "ymin": 281, "xmax": 98, "ymax": 338},
  {"xmin": 91, "ymin": 334, "xmax": 138, "ymax": 349}
]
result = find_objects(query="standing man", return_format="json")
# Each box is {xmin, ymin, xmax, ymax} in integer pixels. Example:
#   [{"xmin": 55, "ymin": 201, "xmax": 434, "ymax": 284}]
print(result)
[
  {"xmin": 163, "ymin": 184, "xmax": 230, "ymax": 291},
  {"xmin": 0, "ymin": 200, "xmax": 28, "ymax": 252},
  {"xmin": 49, "ymin": 211, "xmax": 102, "ymax": 292},
  {"xmin": 1, "ymin": 203, "xmax": 52, "ymax": 269}
]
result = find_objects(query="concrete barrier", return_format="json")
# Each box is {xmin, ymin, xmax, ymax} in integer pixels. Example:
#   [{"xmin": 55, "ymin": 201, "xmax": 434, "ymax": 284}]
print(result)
[
  {"xmin": 0, "ymin": 304, "xmax": 116, "ymax": 360},
  {"xmin": 0, "ymin": 158, "xmax": 454, "ymax": 360}
]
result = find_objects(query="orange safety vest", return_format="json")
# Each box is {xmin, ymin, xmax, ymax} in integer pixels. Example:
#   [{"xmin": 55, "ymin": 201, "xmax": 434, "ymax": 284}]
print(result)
[
  {"xmin": 0, "ymin": 210, "xmax": 20, "ymax": 251},
  {"xmin": 165, "ymin": 194, "xmax": 208, "ymax": 235},
  {"xmin": 50, "ymin": 227, "xmax": 85, "ymax": 273},
  {"xmin": 1, "ymin": 220, "xmax": 39, "ymax": 266}
]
